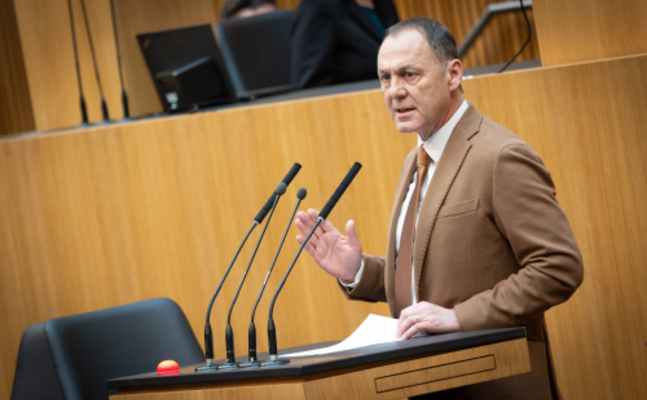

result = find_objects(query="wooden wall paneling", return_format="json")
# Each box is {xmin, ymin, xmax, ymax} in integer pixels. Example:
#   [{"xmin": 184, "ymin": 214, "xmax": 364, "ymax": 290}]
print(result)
[
  {"xmin": 11, "ymin": 0, "xmax": 124, "ymax": 131},
  {"xmin": 0, "ymin": 90, "xmax": 413, "ymax": 399},
  {"xmin": 12, "ymin": 0, "xmax": 81, "ymax": 131},
  {"xmin": 392, "ymin": 0, "xmax": 539, "ymax": 69},
  {"xmin": 0, "ymin": 0, "xmax": 35, "ymax": 136},
  {"xmin": 70, "ymin": 0, "xmax": 124, "ymax": 123},
  {"xmin": 113, "ymin": 0, "xmax": 219, "ymax": 118},
  {"xmin": 533, "ymin": 0, "xmax": 647, "ymax": 66},
  {"xmin": 462, "ymin": 54, "xmax": 647, "ymax": 400}
]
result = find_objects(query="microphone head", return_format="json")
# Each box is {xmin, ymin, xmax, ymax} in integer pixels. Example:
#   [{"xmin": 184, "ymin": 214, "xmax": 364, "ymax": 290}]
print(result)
[
  {"xmin": 275, "ymin": 182, "xmax": 287, "ymax": 195},
  {"xmin": 297, "ymin": 188, "xmax": 307, "ymax": 200}
]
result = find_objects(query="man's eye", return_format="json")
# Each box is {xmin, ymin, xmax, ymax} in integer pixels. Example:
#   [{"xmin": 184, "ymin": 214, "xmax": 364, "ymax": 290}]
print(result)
[
  {"xmin": 406, "ymin": 72, "xmax": 415, "ymax": 78},
  {"xmin": 381, "ymin": 74, "xmax": 391, "ymax": 81}
]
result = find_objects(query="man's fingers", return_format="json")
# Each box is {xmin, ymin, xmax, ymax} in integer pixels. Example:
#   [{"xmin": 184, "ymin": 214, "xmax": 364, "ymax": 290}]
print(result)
[
  {"xmin": 297, "ymin": 233, "xmax": 318, "ymax": 257},
  {"xmin": 346, "ymin": 220, "xmax": 361, "ymax": 251},
  {"xmin": 296, "ymin": 210, "xmax": 317, "ymax": 230},
  {"xmin": 294, "ymin": 219, "xmax": 310, "ymax": 237},
  {"xmin": 401, "ymin": 321, "xmax": 425, "ymax": 340},
  {"xmin": 306, "ymin": 208, "xmax": 321, "ymax": 221},
  {"xmin": 319, "ymin": 216, "xmax": 338, "ymax": 234},
  {"xmin": 397, "ymin": 314, "xmax": 422, "ymax": 339}
]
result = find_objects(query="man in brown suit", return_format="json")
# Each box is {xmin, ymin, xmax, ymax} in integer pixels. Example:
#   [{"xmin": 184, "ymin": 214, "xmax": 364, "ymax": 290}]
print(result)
[{"xmin": 295, "ymin": 17, "xmax": 583, "ymax": 399}]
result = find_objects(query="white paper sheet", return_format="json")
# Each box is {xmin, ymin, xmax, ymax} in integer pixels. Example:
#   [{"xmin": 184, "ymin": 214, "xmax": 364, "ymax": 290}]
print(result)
[{"xmin": 281, "ymin": 314, "xmax": 400, "ymax": 358}]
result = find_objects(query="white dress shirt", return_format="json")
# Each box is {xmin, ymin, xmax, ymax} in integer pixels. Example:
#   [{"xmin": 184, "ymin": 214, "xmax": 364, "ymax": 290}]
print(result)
[{"xmin": 342, "ymin": 100, "xmax": 469, "ymax": 298}]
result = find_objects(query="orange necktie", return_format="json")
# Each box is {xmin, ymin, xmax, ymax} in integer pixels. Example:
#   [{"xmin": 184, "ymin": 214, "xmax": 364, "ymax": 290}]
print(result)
[{"xmin": 394, "ymin": 146, "xmax": 431, "ymax": 317}]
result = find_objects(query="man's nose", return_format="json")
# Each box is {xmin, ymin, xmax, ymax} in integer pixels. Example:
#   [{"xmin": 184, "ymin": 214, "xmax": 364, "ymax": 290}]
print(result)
[{"xmin": 388, "ymin": 77, "xmax": 407, "ymax": 99}]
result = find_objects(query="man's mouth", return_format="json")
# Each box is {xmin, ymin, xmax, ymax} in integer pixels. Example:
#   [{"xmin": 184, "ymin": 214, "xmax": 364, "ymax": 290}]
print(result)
[{"xmin": 396, "ymin": 107, "xmax": 415, "ymax": 115}]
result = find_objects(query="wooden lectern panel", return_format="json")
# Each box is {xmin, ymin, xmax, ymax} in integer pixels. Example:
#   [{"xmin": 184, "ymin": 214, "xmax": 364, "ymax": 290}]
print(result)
[
  {"xmin": 110, "ymin": 338, "xmax": 530, "ymax": 400},
  {"xmin": 303, "ymin": 339, "xmax": 530, "ymax": 400}
]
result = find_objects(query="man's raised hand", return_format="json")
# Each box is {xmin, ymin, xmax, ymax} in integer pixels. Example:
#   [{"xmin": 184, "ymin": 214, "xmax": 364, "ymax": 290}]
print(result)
[{"xmin": 294, "ymin": 209, "xmax": 362, "ymax": 282}]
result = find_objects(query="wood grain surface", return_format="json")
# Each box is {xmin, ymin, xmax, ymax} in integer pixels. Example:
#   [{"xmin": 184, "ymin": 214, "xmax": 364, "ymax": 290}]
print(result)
[
  {"xmin": 108, "ymin": 339, "xmax": 530, "ymax": 399},
  {"xmin": 534, "ymin": 0, "xmax": 647, "ymax": 66},
  {"xmin": 0, "ymin": 0, "xmax": 35, "ymax": 136}
]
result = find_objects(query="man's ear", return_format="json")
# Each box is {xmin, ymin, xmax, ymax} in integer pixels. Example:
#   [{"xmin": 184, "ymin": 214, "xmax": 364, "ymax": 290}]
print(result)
[{"xmin": 446, "ymin": 59, "xmax": 463, "ymax": 91}]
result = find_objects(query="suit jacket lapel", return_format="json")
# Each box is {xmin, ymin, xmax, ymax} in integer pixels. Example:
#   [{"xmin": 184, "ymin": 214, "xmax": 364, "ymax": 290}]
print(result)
[{"xmin": 413, "ymin": 106, "xmax": 483, "ymax": 296}]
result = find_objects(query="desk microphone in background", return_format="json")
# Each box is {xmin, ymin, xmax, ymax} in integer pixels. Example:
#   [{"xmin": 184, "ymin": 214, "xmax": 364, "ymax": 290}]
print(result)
[
  {"xmin": 66, "ymin": 0, "xmax": 90, "ymax": 126},
  {"xmin": 79, "ymin": 0, "xmax": 110, "ymax": 122},
  {"xmin": 108, "ymin": 0, "xmax": 130, "ymax": 119}
]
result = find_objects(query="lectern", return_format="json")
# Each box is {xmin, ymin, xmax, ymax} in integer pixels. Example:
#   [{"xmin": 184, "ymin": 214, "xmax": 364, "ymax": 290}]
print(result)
[{"xmin": 108, "ymin": 327, "xmax": 530, "ymax": 400}]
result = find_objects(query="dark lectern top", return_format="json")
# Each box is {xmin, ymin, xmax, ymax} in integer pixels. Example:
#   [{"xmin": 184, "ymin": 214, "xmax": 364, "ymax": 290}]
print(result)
[{"xmin": 107, "ymin": 327, "xmax": 525, "ymax": 390}]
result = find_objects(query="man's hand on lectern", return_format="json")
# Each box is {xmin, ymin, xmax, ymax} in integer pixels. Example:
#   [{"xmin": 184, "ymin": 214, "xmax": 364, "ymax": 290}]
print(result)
[{"xmin": 397, "ymin": 301, "xmax": 460, "ymax": 339}]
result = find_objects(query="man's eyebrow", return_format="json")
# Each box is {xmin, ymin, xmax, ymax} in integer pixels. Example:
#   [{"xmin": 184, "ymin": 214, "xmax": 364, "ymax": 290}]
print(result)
[
  {"xmin": 397, "ymin": 63, "xmax": 418, "ymax": 70},
  {"xmin": 378, "ymin": 63, "xmax": 422, "ymax": 74}
]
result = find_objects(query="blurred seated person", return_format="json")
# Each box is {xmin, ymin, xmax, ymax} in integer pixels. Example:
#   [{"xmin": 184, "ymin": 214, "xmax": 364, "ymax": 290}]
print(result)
[
  {"xmin": 221, "ymin": 0, "xmax": 276, "ymax": 19},
  {"xmin": 291, "ymin": 0, "xmax": 399, "ymax": 88}
]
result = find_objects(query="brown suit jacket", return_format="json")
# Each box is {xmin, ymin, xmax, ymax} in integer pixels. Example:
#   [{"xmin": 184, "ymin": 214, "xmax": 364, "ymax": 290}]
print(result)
[{"xmin": 344, "ymin": 105, "xmax": 583, "ymax": 400}]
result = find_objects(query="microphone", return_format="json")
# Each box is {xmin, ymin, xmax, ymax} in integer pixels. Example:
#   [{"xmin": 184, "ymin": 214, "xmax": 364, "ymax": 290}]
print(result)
[
  {"xmin": 108, "ymin": 0, "xmax": 130, "ymax": 119},
  {"xmin": 319, "ymin": 162, "xmax": 362, "ymax": 221},
  {"xmin": 220, "ymin": 183, "xmax": 286, "ymax": 369},
  {"xmin": 241, "ymin": 188, "xmax": 307, "ymax": 368},
  {"xmin": 263, "ymin": 163, "xmax": 362, "ymax": 366},
  {"xmin": 66, "ymin": 0, "xmax": 90, "ymax": 126},
  {"xmin": 255, "ymin": 163, "xmax": 301, "ymax": 224},
  {"xmin": 79, "ymin": 0, "xmax": 110, "ymax": 122},
  {"xmin": 195, "ymin": 164, "xmax": 302, "ymax": 372}
]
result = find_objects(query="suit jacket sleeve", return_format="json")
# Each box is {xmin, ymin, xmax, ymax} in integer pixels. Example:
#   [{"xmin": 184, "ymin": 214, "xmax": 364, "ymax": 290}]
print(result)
[
  {"xmin": 454, "ymin": 143, "xmax": 584, "ymax": 330},
  {"xmin": 338, "ymin": 253, "xmax": 388, "ymax": 303}
]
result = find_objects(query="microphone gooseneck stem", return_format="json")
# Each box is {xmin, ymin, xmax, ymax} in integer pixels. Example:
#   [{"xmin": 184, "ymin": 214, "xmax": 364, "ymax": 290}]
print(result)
[
  {"xmin": 79, "ymin": 0, "xmax": 109, "ymax": 121},
  {"xmin": 225, "ymin": 193, "xmax": 281, "ymax": 365},
  {"xmin": 267, "ymin": 218, "xmax": 322, "ymax": 359},
  {"xmin": 108, "ymin": 0, "xmax": 129, "ymax": 118},
  {"xmin": 66, "ymin": 0, "xmax": 89, "ymax": 125},
  {"xmin": 196, "ymin": 164, "xmax": 301, "ymax": 372},
  {"xmin": 248, "ymin": 193, "xmax": 304, "ymax": 362},
  {"xmin": 264, "ymin": 163, "xmax": 361, "ymax": 364},
  {"xmin": 203, "ymin": 221, "xmax": 258, "ymax": 363}
]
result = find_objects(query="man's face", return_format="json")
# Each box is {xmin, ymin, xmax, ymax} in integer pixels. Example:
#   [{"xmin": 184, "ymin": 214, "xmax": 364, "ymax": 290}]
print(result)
[{"xmin": 377, "ymin": 29, "xmax": 460, "ymax": 141}]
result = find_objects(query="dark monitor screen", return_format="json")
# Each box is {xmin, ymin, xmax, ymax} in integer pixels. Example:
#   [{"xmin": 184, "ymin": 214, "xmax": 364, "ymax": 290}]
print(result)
[{"xmin": 137, "ymin": 24, "xmax": 236, "ymax": 113}]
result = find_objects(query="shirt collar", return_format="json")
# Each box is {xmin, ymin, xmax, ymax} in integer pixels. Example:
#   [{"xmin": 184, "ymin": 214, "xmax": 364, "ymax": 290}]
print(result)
[{"xmin": 417, "ymin": 100, "xmax": 469, "ymax": 163}]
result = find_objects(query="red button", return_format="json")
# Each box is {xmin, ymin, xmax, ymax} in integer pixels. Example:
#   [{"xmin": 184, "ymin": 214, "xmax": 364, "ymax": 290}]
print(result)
[{"xmin": 156, "ymin": 360, "xmax": 180, "ymax": 375}]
